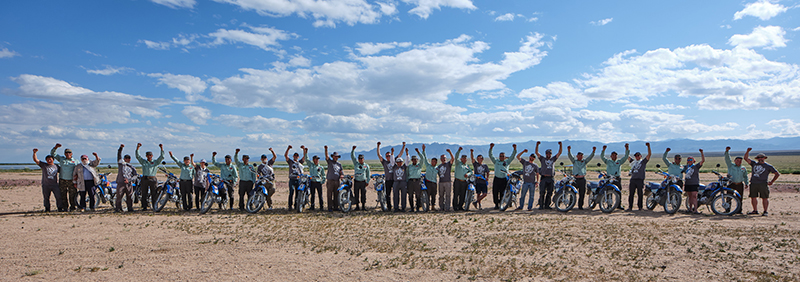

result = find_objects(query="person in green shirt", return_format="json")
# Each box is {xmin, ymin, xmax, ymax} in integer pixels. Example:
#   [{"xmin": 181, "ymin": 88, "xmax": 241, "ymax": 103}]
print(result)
[
  {"xmin": 136, "ymin": 143, "xmax": 164, "ymax": 211},
  {"xmin": 403, "ymin": 148, "xmax": 424, "ymax": 211},
  {"xmin": 303, "ymin": 146, "xmax": 325, "ymax": 210},
  {"xmin": 169, "ymin": 151, "xmax": 195, "ymax": 211},
  {"xmin": 419, "ymin": 145, "xmax": 438, "ymax": 210},
  {"xmin": 724, "ymin": 146, "xmax": 748, "ymax": 214},
  {"xmin": 567, "ymin": 145, "xmax": 596, "ymax": 210},
  {"xmin": 662, "ymin": 148, "xmax": 684, "ymax": 187},
  {"xmin": 601, "ymin": 143, "xmax": 629, "ymax": 209},
  {"xmin": 489, "ymin": 143, "xmax": 517, "ymax": 210},
  {"xmin": 211, "ymin": 151, "xmax": 238, "ymax": 210},
  {"xmin": 351, "ymin": 145, "xmax": 371, "ymax": 211},
  {"xmin": 51, "ymin": 143, "xmax": 78, "ymax": 211},
  {"xmin": 452, "ymin": 147, "xmax": 472, "ymax": 211},
  {"xmin": 234, "ymin": 148, "xmax": 257, "ymax": 211}
]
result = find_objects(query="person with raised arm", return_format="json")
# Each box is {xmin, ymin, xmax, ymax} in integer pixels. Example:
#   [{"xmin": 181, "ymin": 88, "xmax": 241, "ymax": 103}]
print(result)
[
  {"xmin": 489, "ymin": 143, "xmax": 517, "ymax": 210},
  {"xmin": 662, "ymin": 148, "xmax": 685, "ymax": 188},
  {"xmin": 211, "ymin": 151, "xmax": 238, "ymax": 209},
  {"xmin": 285, "ymin": 145, "xmax": 305, "ymax": 210},
  {"xmin": 471, "ymin": 148, "xmax": 489, "ymax": 210},
  {"xmin": 724, "ymin": 147, "xmax": 748, "ymax": 214},
  {"xmin": 682, "ymin": 149, "xmax": 705, "ymax": 214},
  {"xmin": 257, "ymin": 148, "xmax": 277, "ymax": 210},
  {"xmin": 234, "ymin": 148, "xmax": 257, "ymax": 211},
  {"xmin": 601, "ymin": 143, "xmax": 630, "ymax": 209},
  {"xmin": 72, "ymin": 152, "xmax": 101, "ymax": 211},
  {"xmin": 303, "ymin": 146, "xmax": 325, "ymax": 210},
  {"xmin": 391, "ymin": 152, "xmax": 408, "ymax": 212},
  {"xmin": 437, "ymin": 148, "xmax": 455, "ymax": 211},
  {"xmin": 115, "ymin": 144, "xmax": 137, "ymax": 212},
  {"xmin": 567, "ymin": 145, "xmax": 595, "ymax": 210},
  {"xmin": 324, "ymin": 146, "xmax": 344, "ymax": 211},
  {"xmin": 536, "ymin": 141, "xmax": 562, "ymax": 209},
  {"xmin": 452, "ymin": 147, "xmax": 472, "ymax": 211},
  {"xmin": 192, "ymin": 155, "xmax": 210, "ymax": 210},
  {"xmin": 419, "ymin": 145, "xmax": 438, "ymax": 210},
  {"xmin": 50, "ymin": 143, "xmax": 78, "ymax": 211},
  {"xmin": 170, "ymin": 151, "xmax": 195, "ymax": 211},
  {"xmin": 376, "ymin": 142, "xmax": 396, "ymax": 211},
  {"xmin": 627, "ymin": 143, "xmax": 651, "ymax": 211},
  {"xmin": 33, "ymin": 148, "xmax": 62, "ymax": 212},
  {"xmin": 743, "ymin": 148, "xmax": 780, "ymax": 216},
  {"xmin": 135, "ymin": 143, "xmax": 164, "ymax": 211},
  {"xmin": 516, "ymin": 149, "xmax": 539, "ymax": 211},
  {"xmin": 351, "ymin": 145, "xmax": 371, "ymax": 211},
  {"xmin": 404, "ymin": 148, "xmax": 424, "ymax": 212}
]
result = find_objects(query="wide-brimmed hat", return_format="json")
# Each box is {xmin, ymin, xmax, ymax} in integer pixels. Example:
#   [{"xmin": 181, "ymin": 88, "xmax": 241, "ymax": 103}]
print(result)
[
  {"xmin": 756, "ymin": 153, "xmax": 767, "ymax": 159},
  {"xmin": 395, "ymin": 157, "xmax": 404, "ymax": 162}
]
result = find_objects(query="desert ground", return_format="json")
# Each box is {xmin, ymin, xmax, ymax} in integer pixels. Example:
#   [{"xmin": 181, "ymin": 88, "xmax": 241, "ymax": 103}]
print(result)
[{"xmin": 1, "ymin": 169, "xmax": 799, "ymax": 281}]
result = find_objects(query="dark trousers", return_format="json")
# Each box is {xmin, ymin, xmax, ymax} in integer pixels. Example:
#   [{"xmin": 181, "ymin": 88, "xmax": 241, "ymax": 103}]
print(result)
[
  {"xmin": 425, "ymin": 180, "xmax": 437, "ymax": 208},
  {"xmin": 539, "ymin": 176, "xmax": 554, "ymax": 208},
  {"xmin": 180, "ymin": 180, "xmax": 193, "ymax": 211},
  {"xmin": 492, "ymin": 176, "xmax": 507, "ymax": 207},
  {"xmin": 239, "ymin": 180, "xmax": 254, "ymax": 210},
  {"xmin": 453, "ymin": 179, "xmax": 468, "ymax": 210},
  {"xmin": 613, "ymin": 176, "xmax": 623, "ymax": 209},
  {"xmin": 225, "ymin": 180, "xmax": 235, "ymax": 209},
  {"xmin": 59, "ymin": 179, "xmax": 78, "ymax": 210},
  {"xmin": 729, "ymin": 182, "xmax": 744, "ymax": 199},
  {"xmin": 140, "ymin": 176, "xmax": 158, "ymax": 210},
  {"xmin": 288, "ymin": 177, "xmax": 299, "ymax": 209},
  {"xmin": 629, "ymin": 179, "xmax": 645, "ymax": 209},
  {"xmin": 115, "ymin": 182, "xmax": 133, "ymax": 212},
  {"xmin": 310, "ymin": 181, "xmax": 323, "ymax": 209},
  {"xmin": 393, "ymin": 180, "xmax": 407, "ymax": 211},
  {"xmin": 408, "ymin": 179, "xmax": 421, "ymax": 209},
  {"xmin": 80, "ymin": 180, "xmax": 96, "ymax": 210},
  {"xmin": 385, "ymin": 179, "xmax": 394, "ymax": 210},
  {"xmin": 354, "ymin": 180, "xmax": 367, "ymax": 208},
  {"xmin": 326, "ymin": 179, "xmax": 340, "ymax": 211},
  {"xmin": 42, "ymin": 184, "xmax": 63, "ymax": 212},
  {"xmin": 194, "ymin": 185, "xmax": 205, "ymax": 210},
  {"xmin": 575, "ymin": 177, "xmax": 587, "ymax": 208}
]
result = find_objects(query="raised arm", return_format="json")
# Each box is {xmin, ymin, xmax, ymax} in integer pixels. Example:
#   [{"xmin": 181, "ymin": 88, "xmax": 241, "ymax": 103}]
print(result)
[
  {"xmin": 50, "ymin": 144, "xmax": 60, "ymax": 161},
  {"xmin": 284, "ymin": 145, "xmax": 291, "ymax": 161},
  {"xmin": 420, "ymin": 144, "xmax": 428, "ymax": 165},
  {"xmin": 32, "ymin": 148, "xmax": 39, "ymax": 164},
  {"xmin": 697, "ymin": 149, "xmax": 705, "ymax": 167},
  {"xmin": 169, "ymin": 151, "xmax": 180, "ymax": 165},
  {"xmin": 534, "ymin": 141, "xmax": 541, "ymax": 158},
  {"xmin": 488, "ymin": 143, "xmax": 496, "ymax": 163},
  {"xmin": 324, "ymin": 145, "xmax": 330, "ymax": 161},
  {"xmin": 211, "ymin": 152, "xmax": 218, "ymax": 166},
  {"xmin": 663, "ymin": 148, "xmax": 671, "ymax": 165},
  {"xmin": 415, "ymin": 147, "xmax": 424, "ymax": 164},
  {"xmin": 351, "ymin": 145, "xmax": 358, "ymax": 165},
  {"xmin": 302, "ymin": 147, "xmax": 310, "ymax": 165},
  {"xmin": 510, "ymin": 144, "xmax": 517, "ymax": 164},
  {"xmin": 455, "ymin": 147, "xmax": 463, "ymax": 164},
  {"xmin": 446, "ymin": 148, "xmax": 454, "ymax": 164},
  {"xmin": 601, "ymin": 145, "xmax": 608, "ymax": 162},
  {"xmin": 92, "ymin": 152, "xmax": 101, "ymax": 166},
  {"xmin": 516, "ymin": 149, "xmax": 528, "ymax": 163},
  {"xmin": 470, "ymin": 148, "xmax": 476, "ymax": 164},
  {"xmin": 555, "ymin": 142, "xmax": 563, "ymax": 159},
  {"xmin": 743, "ymin": 148, "xmax": 753, "ymax": 165},
  {"xmin": 234, "ymin": 148, "xmax": 242, "ymax": 166},
  {"xmin": 376, "ymin": 142, "xmax": 384, "ymax": 162},
  {"xmin": 399, "ymin": 142, "xmax": 406, "ymax": 159},
  {"xmin": 155, "ymin": 144, "xmax": 165, "ymax": 163},
  {"xmin": 190, "ymin": 153, "xmax": 195, "ymax": 167},
  {"xmin": 585, "ymin": 147, "xmax": 596, "ymax": 162},
  {"xmin": 724, "ymin": 147, "xmax": 733, "ymax": 167},
  {"xmin": 645, "ymin": 143, "xmax": 652, "ymax": 161},
  {"xmin": 135, "ymin": 143, "xmax": 144, "ymax": 163},
  {"xmin": 567, "ymin": 146, "xmax": 575, "ymax": 163},
  {"xmin": 270, "ymin": 148, "xmax": 277, "ymax": 163},
  {"xmin": 117, "ymin": 144, "xmax": 124, "ymax": 162},
  {"xmin": 620, "ymin": 143, "xmax": 630, "ymax": 163}
]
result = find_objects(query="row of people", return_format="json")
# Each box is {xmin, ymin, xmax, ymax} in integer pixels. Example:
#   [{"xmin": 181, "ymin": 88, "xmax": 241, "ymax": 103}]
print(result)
[{"xmin": 33, "ymin": 142, "xmax": 780, "ymax": 215}]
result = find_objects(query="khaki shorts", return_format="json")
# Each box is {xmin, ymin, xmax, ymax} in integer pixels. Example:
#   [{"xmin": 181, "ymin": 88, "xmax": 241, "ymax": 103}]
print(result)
[{"xmin": 749, "ymin": 183, "xmax": 769, "ymax": 199}]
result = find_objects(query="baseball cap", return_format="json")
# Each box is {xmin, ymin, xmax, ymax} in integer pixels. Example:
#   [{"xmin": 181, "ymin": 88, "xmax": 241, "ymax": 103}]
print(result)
[
  {"xmin": 64, "ymin": 149, "xmax": 72, "ymax": 153},
  {"xmin": 545, "ymin": 149, "xmax": 552, "ymax": 154}
]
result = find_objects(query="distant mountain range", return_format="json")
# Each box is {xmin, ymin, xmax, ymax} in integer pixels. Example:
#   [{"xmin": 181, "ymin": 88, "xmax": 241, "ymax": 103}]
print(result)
[{"xmin": 316, "ymin": 137, "xmax": 800, "ymax": 160}]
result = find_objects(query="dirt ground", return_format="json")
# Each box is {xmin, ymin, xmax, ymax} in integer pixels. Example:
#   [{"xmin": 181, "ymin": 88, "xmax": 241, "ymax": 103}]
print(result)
[{"xmin": 1, "ymin": 170, "xmax": 799, "ymax": 281}]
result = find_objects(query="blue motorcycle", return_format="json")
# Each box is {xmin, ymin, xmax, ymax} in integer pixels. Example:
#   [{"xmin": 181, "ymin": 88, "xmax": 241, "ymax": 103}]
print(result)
[
  {"xmin": 200, "ymin": 173, "xmax": 228, "ymax": 214},
  {"xmin": 552, "ymin": 163, "xmax": 578, "ymax": 212},
  {"xmin": 89, "ymin": 172, "xmax": 112, "ymax": 209},
  {"xmin": 587, "ymin": 165, "xmax": 622, "ymax": 213},
  {"xmin": 371, "ymin": 174, "xmax": 388, "ymax": 211},
  {"xmin": 246, "ymin": 174, "xmax": 275, "ymax": 213},
  {"xmin": 154, "ymin": 163, "xmax": 182, "ymax": 212},
  {"xmin": 294, "ymin": 174, "xmax": 311, "ymax": 213},
  {"xmin": 419, "ymin": 174, "xmax": 430, "ymax": 212},
  {"xmin": 697, "ymin": 164, "xmax": 742, "ymax": 215},
  {"xmin": 499, "ymin": 170, "xmax": 523, "ymax": 211},
  {"xmin": 464, "ymin": 173, "xmax": 486, "ymax": 212},
  {"xmin": 338, "ymin": 175, "xmax": 354, "ymax": 213},
  {"xmin": 645, "ymin": 164, "xmax": 683, "ymax": 214}
]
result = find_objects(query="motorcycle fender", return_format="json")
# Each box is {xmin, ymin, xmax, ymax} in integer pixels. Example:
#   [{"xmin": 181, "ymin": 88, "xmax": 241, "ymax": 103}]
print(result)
[
  {"xmin": 669, "ymin": 184, "xmax": 683, "ymax": 193},
  {"xmin": 567, "ymin": 185, "xmax": 578, "ymax": 194},
  {"xmin": 715, "ymin": 187, "xmax": 741, "ymax": 198},
  {"xmin": 607, "ymin": 184, "xmax": 621, "ymax": 193}
]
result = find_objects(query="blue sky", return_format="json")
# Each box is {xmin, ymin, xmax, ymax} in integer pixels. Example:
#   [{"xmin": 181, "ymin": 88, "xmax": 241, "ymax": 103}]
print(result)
[{"xmin": 1, "ymin": 0, "xmax": 799, "ymax": 162}]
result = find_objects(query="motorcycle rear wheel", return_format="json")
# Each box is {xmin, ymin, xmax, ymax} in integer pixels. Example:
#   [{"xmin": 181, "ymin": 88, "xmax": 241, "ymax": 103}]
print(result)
[
  {"xmin": 645, "ymin": 193, "xmax": 657, "ymax": 210},
  {"xmin": 499, "ymin": 189, "xmax": 512, "ymax": 211},
  {"xmin": 339, "ymin": 189, "xmax": 352, "ymax": 213}
]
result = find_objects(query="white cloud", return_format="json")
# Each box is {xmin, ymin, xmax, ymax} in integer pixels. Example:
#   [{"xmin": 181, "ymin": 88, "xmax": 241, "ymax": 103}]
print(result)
[
  {"xmin": 767, "ymin": 119, "xmax": 800, "ymax": 136},
  {"xmin": 86, "ymin": 65, "xmax": 134, "ymax": 76},
  {"xmin": 151, "ymin": 0, "xmax": 196, "ymax": 9},
  {"xmin": 494, "ymin": 13, "xmax": 515, "ymax": 21},
  {"xmin": 400, "ymin": 0, "xmax": 477, "ymax": 19},
  {"xmin": 142, "ymin": 25, "xmax": 295, "ymax": 52},
  {"xmin": 354, "ymin": 41, "xmax": 412, "ymax": 55},
  {"xmin": 215, "ymin": 114, "xmax": 296, "ymax": 131},
  {"xmin": 213, "ymin": 0, "xmax": 388, "ymax": 27},
  {"xmin": 181, "ymin": 106, "xmax": 212, "ymax": 125},
  {"xmin": 728, "ymin": 25, "xmax": 788, "ymax": 49},
  {"xmin": 591, "ymin": 18, "xmax": 613, "ymax": 26},
  {"xmin": 794, "ymin": 26, "xmax": 800, "ymax": 31},
  {"xmin": 0, "ymin": 47, "xmax": 20, "ymax": 58},
  {"xmin": 84, "ymin": 50, "xmax": 104, "ymax": 57},
  {"xmin": 733, "ymin": 0, "xmax": 787, "ymax": 21},
  {"xmin": 141, "ymin": 40, "xmax": 172, "ymax": 50},
  {"xmin": 147, "ymin": 73, "xmax": 208, "ymax": 98},
  {"xmin": 527, "ymin": 17, "xmax": 539, "ymax": 22}
]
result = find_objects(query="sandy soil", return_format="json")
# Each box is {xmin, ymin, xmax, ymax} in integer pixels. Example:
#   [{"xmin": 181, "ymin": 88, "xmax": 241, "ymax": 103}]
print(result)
[{"xmin": 1, "ymin": 170, "xmax": 799, "ymax": 281}]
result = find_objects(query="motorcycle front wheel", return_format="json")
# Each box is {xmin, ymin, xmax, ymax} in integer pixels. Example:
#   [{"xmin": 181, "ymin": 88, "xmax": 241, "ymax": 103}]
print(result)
[
  {"xmin": 664, "ymin": 189, "xmax": 682, "ymax": 215},
  {"xmin": 154, "ymin": 188, "xmax": 169, "ymax": 212},
  {"xmin": 599, "ymin": 189, "xmax": 620, "ymax": 213},
  {"xmin": 554, "ymin": 190, "xmax": 577, "ymax": 212},
  {"xmin": 247, "ymin": 191, "xmax": 265, "ymax": 214},
  {"xmin": 711, "ymin": 191, "xmax": 741, "ymax": 216},
  {"xmin": 464, "ymin": 189, "xmax": 474, "ymax": 211},
  {"xmin": 421, "ymin": 190, "xmax": 429, "ymax": 212},
  {"xmin": 199, "ymin": 191, "xmax": 215, "ymax": 214},
  {"xmin": 296, "ymin": 189, "xmax": 306, "ymax": 213},
  {"xmin": 377, "ymin": 189, "xmax": 388, "ymax": 212},
  {"xmin": 339, "ymin": 189, "xmax": 352, "ymax": 213},
  {"xmin": 499, "ymin": 188, "xmax": 512, "ymax": 211}
]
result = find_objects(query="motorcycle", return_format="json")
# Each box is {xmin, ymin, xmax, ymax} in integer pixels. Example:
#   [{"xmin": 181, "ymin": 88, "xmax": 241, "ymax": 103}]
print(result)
[
  {"xmin": 91, "ymin": 172, "xmax": 113, "ymax": 209},
  {"xmin": 294, "ymin": 174, "xmax": 311, "ymax": 213},
  {"xmin": 200, "ymin": 173, "xmax": 229, "ymax": 214},
  {"xmin": 464, "ymin": 173, "xmax": 486, "ymax": 212},
  {"xmin": 338, "ymin": 175, "xmax": 354, "ymax": 213},
  {"xmin": 552, "ymin": 162, "xmax": 578, "ymax": 212},
  {"xmin": 419, "ymin": 174, "xmax": 430, "ymax": 212},
  {"xmin": 245, "ymin": 174, "xmax": 275, "ymax": 213},
  {"xmin": 131, "ymin": 174, "xmax": 143, "ymax": 204},
  {"xmin": 499, "ymin": 170, "xmax": 523, "ymax": 211},
  {"xmin": 697, "ymin": 164, "xmax": 742, "ymax": 215},
  {"xmin": 645, "ymin": 164, "xmax": 683, "ymax": 214},
  {"xmin": 371, "ymin": 174, "xmax": 388, "ymax": 211},
  {"xmin": 154, "ymin": 162, "xmax": 182, "ymax": 212},
  {"xmin": 586, "ymin": 164, "xmax": 622, "ymax": 213}
]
